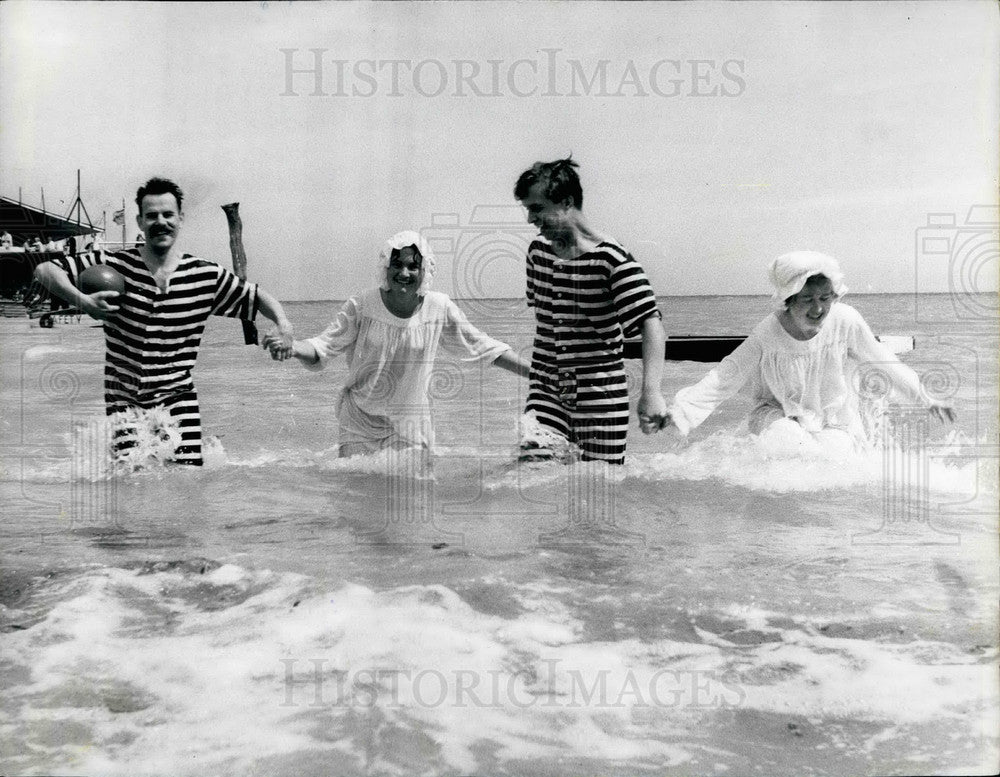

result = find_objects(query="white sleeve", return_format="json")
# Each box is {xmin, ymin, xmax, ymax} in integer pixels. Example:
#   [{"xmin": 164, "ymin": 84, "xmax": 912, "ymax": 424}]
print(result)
[
  {"xmin": 303, "ymin": 298, "xmax": 360, "ymax": 372},
  {"xmin": 669, "ymin": 334, "xmax": 763, "ymax": 435},
  {"xmin": 845, "ymin": 306, "xmax": 929, "ymax": 406},
  {"xmin": 440, "ymin": 298, "xmax": 510, "ymax": 363}
]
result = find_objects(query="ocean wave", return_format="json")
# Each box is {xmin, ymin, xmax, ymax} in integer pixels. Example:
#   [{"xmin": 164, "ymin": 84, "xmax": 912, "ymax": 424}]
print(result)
[
  {"xmin": 624, "ymin": 428, "xmax": 987, "ymax": 495},
  {"xmin": 8, "ymin": 408, "xmax": 992, "ymax": 502},
  {"xmin": 3, "ymin": 563, "xmax": 995, "ymax": 774}
]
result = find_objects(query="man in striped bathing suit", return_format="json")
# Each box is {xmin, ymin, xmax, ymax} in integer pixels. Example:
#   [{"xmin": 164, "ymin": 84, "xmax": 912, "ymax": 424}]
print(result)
[
  {"xmin": 34, "ymin": 177, "xmax": 293, "ymax": 466},
  {"xmin": 514, "ymin": 158, "xmax": 667, "ymax": 465}
]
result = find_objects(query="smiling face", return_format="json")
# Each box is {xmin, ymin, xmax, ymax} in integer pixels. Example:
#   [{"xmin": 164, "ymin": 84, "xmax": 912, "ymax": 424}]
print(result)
[
  {"xmin": 386, "ymin": 246, "xmax": 424, "ymax": 296},
  {"xmin": 137, "ymin": 193, "xmax": 183, "ymax": 255},
  {"xmin": 784, "ymin": 275, "xmax": 838, "ymax": 339},
  {"xmin": 520, "ymin": 182, "xmax": 574, "ymax": 243}
]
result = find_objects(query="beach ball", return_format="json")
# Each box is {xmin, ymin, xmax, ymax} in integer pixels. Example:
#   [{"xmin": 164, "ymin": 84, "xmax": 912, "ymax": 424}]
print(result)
[{"xmin": 79, "ymin": 265, "xmax": 125, "ymax": 295}]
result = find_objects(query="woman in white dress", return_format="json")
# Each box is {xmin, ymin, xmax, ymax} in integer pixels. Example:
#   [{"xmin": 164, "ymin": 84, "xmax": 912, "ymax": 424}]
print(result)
[
  {"xmin": 664, "ymin": 251, "xmax": 955, "ymax": 449},
  {"xmin": 264, "ymin": 231, "xmax": 529, "ymax": 457}
]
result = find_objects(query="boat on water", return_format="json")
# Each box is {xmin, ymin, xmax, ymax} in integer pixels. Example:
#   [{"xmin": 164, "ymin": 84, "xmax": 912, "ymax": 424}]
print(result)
[{"xmin": 623, "ymin": 333, "xmax": 913, "ymax": 361}]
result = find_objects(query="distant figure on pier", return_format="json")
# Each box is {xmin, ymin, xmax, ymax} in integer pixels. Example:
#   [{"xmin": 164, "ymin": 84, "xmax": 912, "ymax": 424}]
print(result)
[{"xmin": 33, "ymin": 176, "xmax": 294, "ymax": 466}]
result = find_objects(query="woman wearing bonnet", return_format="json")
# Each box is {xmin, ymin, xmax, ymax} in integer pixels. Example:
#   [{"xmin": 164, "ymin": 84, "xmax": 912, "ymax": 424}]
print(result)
[
  {"xmin": 264, "ymin": 231, "xmax": 529, "ymax": 457},
  {"xmin": 663, "ymin": 251, "xmax": 955, "ymax": 450}
]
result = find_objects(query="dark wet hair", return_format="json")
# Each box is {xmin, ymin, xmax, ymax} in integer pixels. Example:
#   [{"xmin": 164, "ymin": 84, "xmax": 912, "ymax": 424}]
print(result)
[
  {"xmin": 513, "ymin": 157, "xmax": 583, "ymax": 209},
  {"xmin": 784, "ymin": 273, "xmax": 833, "ymax": 306},
  {"xmin": 389, "ymin": 246, "xmax": 422, "ymax": 264},
  {"xmin": 136, "ymin": 177, "xmax": 184, "ymax": 214}
]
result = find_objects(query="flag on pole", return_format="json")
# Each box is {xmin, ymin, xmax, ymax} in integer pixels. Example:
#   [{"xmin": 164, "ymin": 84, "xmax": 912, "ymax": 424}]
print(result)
[{"xmin": 112, "ymin": 208, "xmax": 125, "ymax": 225}]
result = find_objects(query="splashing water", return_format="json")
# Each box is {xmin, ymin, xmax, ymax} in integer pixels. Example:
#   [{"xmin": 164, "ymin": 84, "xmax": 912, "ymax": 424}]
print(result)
[
  {"xmin": 622, "ymin": 393, "xmax": 987, "ymax": 496},
  {"xmin": 518, "ymin": 411, "xmax": 583, "ymax": 463},
  {"xmin": 70, "ymin": 406, "xmax": 185, "ymax": 480}
]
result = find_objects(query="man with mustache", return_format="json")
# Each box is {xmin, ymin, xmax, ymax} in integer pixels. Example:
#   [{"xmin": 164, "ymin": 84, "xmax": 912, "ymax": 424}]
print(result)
[{"xmin": 33, "ymin": 177, "xmax": 293, "ymax": 465}]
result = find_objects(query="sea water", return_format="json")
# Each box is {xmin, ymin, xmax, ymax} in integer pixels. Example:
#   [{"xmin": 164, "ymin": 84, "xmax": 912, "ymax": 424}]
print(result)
[{"xmin": 1, "ymin": 294, "xmax": 997, "ymax": 776}]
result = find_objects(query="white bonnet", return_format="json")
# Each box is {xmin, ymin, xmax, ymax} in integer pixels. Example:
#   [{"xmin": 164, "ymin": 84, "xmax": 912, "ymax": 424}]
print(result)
[
  {"xmin": 768, "ymin": 251, "xmax": 847, "ymax": 308},
  {"xmin": 378, "ymin": 230, "xmax": 437, "ymax": 295}
]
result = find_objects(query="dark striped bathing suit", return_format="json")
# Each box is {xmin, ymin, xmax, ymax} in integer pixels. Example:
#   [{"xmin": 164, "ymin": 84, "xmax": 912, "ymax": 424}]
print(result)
[
  {"xmin": 524, "ymin": 238, "xmax": 660, "ymax": 464},
  {"xmin": 52, "ymin": 249, "xmax": 259, "ymax": 466}
]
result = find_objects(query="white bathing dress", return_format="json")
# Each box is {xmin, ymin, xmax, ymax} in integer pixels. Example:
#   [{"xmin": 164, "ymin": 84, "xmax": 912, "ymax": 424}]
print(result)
[
  {"xmin": 668, "ymin": 303, "xmax": 930, "ymax": 444},
  {"xmin": 305, "ymin": 288, "xmax": 511, "ymax": 455}
]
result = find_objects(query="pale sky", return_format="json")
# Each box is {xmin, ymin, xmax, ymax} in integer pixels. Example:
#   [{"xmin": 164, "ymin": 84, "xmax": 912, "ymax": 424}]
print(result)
[{"xmin": 2, "ymin": 0, "xmax": 997, "ymax": 300}]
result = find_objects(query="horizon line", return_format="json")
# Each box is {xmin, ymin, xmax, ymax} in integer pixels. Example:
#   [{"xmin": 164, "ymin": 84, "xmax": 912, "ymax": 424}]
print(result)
[{"xmin": 279, "ymin": 291, "xmax": 995, "ymax": 303}]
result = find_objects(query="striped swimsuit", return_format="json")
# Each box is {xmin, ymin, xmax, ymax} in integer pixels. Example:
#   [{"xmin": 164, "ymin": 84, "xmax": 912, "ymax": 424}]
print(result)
[
  {"xmin": 55, "ymin": 250, "xmax": 259, "ymax": 465},
  {"xmin": 524, "ymin": 239, "xmax": 660, "ymax": 464}
]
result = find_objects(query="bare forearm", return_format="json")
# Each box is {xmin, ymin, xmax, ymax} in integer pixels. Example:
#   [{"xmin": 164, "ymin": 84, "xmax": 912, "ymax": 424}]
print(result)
[
  {"xmin": 636, "ymin": 315, "xmax": 668, "ymax": 432},
  {"xmin": 640, "ymin": 315, "xmax": 666, "ymax": 392},
  {"xmin": 34, "ymin": 263, "xmax": 84, "ymax": 307},
  {"xmin": 256, "ymin": 289, "xmax": 292, "ymax": 330},
  {"xmin": 292, "ymin": 340, "xmax": 319, "ymax": 365},
  {"xmin": 493, "ymin": 348, "xmax": 531, "ymax": 377}
]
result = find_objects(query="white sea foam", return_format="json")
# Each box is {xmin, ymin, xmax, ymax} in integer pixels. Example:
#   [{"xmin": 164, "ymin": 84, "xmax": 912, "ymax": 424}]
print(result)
[
  {"xmin": 70, "ymin": 406, "xmax": 183, "ymax": 479},
  {"xmin": 626, "ymin": 430, "xmax": 986, "ymax": 496},
  {"xmin": 4, "ymin": 565, "xmax": 995, "ymax": 775},
  {"xmin": 8, "ymin": 412, "xmax": 229, "ymax": 485},
  {"xmin": 518, "ymin": 410, "xmax": 583, "ymax": 462},
  {"xmin": 225, "ymin": 444, "xmax": 437, "ymax": 477},
  {"xmin": 22, "ymin": 344, "xmax": 78, "ymax": 361},
  {"xmin": 477, "ymin": 428, "xmax": 984, "ymax": 498}
]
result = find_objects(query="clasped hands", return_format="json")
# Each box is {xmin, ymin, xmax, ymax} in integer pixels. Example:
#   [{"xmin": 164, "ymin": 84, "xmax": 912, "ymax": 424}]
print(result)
[
  {"xmin": 262, "ymin": 327, "xmax": 294, "ymax": 361},
  {"xmin": 638, "ymin": 389, "xmax": 673, "ymax": 435}
]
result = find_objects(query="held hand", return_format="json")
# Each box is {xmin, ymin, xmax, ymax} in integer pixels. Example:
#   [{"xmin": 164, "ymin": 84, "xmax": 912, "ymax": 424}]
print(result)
[
  {"xmin": 639, "ymin": 411, "xmax": 673, "ymax": 435},
  {"xmin": 929, "ymin": 403, "xmax": 956, "ymax": 424},
  {"xmin": 637, "ymin": 389, "xmax": 669, "ymax": 435},
  {"xmin": 80, "ymin": 290, "xmax": 121, "ymax": 321},
  {"xmin": 262, "ymin": 330, "xmax": 294, "ymax": 361}
]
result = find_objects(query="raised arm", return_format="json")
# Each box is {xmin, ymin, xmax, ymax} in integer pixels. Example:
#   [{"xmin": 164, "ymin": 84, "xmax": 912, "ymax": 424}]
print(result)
[{"xmin": 33, "ymin": 261, "xmax": 120, "ymax": 320}]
